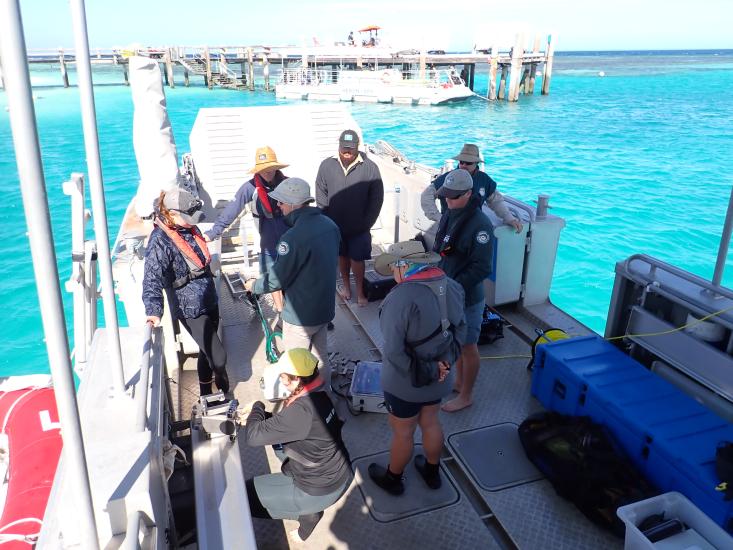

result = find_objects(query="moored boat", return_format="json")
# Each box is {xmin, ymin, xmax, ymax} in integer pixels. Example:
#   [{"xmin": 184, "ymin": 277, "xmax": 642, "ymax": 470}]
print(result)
[{"xmin": 276, "ymin": 67, "xmax": 473, "ymax": 105}]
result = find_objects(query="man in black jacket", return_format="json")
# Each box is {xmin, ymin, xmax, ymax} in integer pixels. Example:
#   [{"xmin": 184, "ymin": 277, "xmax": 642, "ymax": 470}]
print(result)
[
  {"xmin": 316, "ymin": 130, "xmax": 384, "ymax": 306},
  {"xmin": 433, "ymin": 169, "xmax": 493, "ymax": 412}
]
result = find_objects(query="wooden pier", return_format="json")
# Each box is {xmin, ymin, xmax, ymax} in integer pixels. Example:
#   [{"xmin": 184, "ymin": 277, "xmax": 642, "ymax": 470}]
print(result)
[{"xmin": 4, "ymin": 34, "xmax": 555, "ymax": 101}]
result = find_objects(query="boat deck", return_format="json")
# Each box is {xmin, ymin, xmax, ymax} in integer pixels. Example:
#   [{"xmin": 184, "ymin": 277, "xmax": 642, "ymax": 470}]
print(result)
[{"xmin": 177, "ymin": 269, "xmax": 621, "ymax": 550}]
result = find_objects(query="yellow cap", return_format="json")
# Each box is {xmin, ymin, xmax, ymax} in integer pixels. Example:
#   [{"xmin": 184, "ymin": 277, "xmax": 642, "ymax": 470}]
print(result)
[{"xmin": 276, "ymin": 348, "xmax": 319, "ymax": 377}]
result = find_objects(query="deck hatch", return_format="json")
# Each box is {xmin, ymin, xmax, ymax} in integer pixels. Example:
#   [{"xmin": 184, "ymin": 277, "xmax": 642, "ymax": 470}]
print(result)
[{"xmin": 447, "ymin": 423, "xmax": 543, "ymax": 491}]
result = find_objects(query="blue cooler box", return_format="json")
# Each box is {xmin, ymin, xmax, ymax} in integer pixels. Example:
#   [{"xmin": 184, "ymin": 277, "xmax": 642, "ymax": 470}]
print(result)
[{"xmin": 531, "ymin": 335, "xmax": 733, "ymax": 532}]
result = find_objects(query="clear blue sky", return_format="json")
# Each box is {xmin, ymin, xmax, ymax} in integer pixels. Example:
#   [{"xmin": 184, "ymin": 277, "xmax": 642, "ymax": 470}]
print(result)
[{"xmin": 19, "ymin": 0, "xmax": 733, "ymax": 52}]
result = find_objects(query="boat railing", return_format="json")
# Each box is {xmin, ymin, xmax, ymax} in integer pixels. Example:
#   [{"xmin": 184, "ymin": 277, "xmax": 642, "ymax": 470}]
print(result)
[{"xmin": 136, "ymin": 322, "xmax": 154, "ymax": 431}]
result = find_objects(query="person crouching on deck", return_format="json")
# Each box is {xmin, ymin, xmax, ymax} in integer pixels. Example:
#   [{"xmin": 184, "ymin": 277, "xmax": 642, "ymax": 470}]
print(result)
[
  {"xmin": 142, "ymin": 188, "xmax": 229, "ymax": 396},
  {"xmin": 243, "ymin": 348, "xmax": 353, "ymax": 542},
  {"xmin": 205, "ymin": 146, "xmax": 289, "ymax": 317},
  {"xmin": 368, "ymin": 241, "xmax": 466, "ymax": 495}
]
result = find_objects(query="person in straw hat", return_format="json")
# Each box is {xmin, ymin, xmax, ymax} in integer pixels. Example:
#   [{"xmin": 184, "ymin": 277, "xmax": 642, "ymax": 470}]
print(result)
[
  {"xmin": 367, "ymin": 241, "xmax": 466, "ymax": 496},
  {"xmin": 243, "ymin": 348, "xmax": 353, "ymax": 542},
  {"xmin": 206, "ymin": 146, "xmax": 289, "ymax": 314},
  {"xmin": 244, "ymin": 178, "xmax": 340, "ymax": 382},
  {"xmin": 422, "ymin": 143, "xmax": 523, "ymax": 233}
]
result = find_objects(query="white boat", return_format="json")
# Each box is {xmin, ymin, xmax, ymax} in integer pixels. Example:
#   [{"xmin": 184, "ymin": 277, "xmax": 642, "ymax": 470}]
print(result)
[
  {"xmin": 276, "ymin": 67, "xmax": 473, "ymax": 105},
  {"xmin": 3, "ymin": 3, "xmax": 733, "ymax": 549}
]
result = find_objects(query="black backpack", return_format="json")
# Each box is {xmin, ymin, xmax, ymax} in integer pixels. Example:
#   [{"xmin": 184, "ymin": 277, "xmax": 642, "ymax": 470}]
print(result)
[{"xmin": 518, "ymin": 412, "xmax": 658, "ymax": 537}]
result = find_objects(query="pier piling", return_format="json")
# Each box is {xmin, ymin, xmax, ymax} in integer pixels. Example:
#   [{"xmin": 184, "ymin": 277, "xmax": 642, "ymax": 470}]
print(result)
[
  {"xmin": 59, "ymin": 49, "xmax": 69, "ymax": 88},
  {"xmin": 507, "ymin": 34, "xmax": 524, "ymax": 102},
  {"xmin": 541, "ymin": 34, "xmax": 554, "ymax": 95},
  {"xmin": 488, "ymin": 46, "xmax": 498, "ymax": 100},
  {"xmin": 263, "ymin": 53, "xmax": 270, "ymax": 91},
  {"xmin": 247, "ymin": 47, "xmax": 254, "ymax": 91},
  {"xmin": 528, "ymin": 34, "xmax": 541, "ymax": 94},
  {"xmin": 204, "ymin": 46, "xmax": 212, "ymax": 89},
  {"xmin": 164, "ymin": 48, "xmax": 174, "ymax": 88},
  {"xmin": 498, "ymin": 65, "xmax": 508, "ymax": 100}
]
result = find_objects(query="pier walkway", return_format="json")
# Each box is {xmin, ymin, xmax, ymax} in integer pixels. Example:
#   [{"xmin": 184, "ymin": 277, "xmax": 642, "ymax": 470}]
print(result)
[{"xmin": 6, "ymin": 35, "xmax": 556, "ymax": 101}]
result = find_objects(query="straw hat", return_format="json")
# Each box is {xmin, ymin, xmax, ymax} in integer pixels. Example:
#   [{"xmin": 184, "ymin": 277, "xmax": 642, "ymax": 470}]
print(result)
[
  {"xmin": 452, "ymin": 143, "xmax": 482, "ymax": 164},
  {"xmin": 374, "ymin": 240, "xmax": 441, "ymax": 276},
  {"xmin": 248, "ymin": 146, "xmax": 289, "ymax": 174}
]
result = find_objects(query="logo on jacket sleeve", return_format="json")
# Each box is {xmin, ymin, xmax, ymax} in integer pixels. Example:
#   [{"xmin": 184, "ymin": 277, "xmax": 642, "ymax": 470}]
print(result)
[
  {"xmin": 479, "ymin": 187, "xmax": 486, "ymax": 197},
  {"xmin": 277, "ymin": 241, "xmax": 290, "ymax": 256},
  {"xmin": 476, "ymin": 230, "xmax": 490, "ymax": 245}
]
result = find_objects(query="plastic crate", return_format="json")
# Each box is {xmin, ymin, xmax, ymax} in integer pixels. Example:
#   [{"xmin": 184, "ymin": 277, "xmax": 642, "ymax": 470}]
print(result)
[{"xmin": 617, "ymin": 492, "xmax": 733, "ymax": 550}]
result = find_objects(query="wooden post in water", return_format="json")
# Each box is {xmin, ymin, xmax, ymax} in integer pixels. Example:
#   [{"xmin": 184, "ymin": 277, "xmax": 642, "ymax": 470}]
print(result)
[
  {"xmin": 165, "ymin": 48, "xmax": 175, "ymax": 88},
  {"xmin": 541, "ymin": 34, "xmax": 555, "ymax": 95},
  {"xmin": 184, "ymin": 68, "xmax": 189, "ymax": 87},
  {"xmin": 528, "ymin": 34, "xmax": 541, "ymax": 94},
  {"xmin": 498, "ymin": 65, "xmax": 508, "ymax": 100},
  {"xmin": 519, "ymin": 65, "xmax": 530, "ymax": 94},
  {"xmin": 204, "ymin": 46, "xmax": 212, "ymax": 89},
  {"xmin": 59, "ymin": 49, "xmax": 70, "ymax": 88},
  {"xmin": 488, "ymin": 45, "xmax": 498, "ymax": 100},
  {"xmin": 247, "ymin": 47, "xmax": 255, "ymax": 91},
  {"xmin": 469, "ymin": 64, "xmax": 475, "ymax": 90},
  {"xmin": 122, "ymin": 62, "xmax": 129, "ymax": 86},
  {"xmin": 507, "ymin": 33, "xmax": 524, "ymax": 101},
  {"xmin": 263, "ymin": 53, "xmax": 270, "ymax": 91}
]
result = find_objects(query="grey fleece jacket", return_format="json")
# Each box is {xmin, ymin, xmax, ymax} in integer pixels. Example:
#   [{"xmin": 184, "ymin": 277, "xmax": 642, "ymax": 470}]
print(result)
[
  {"xmin": 379, "ymin": 268, "xmax": 467, "ymax": 403},
  {"xmin": 315, "ymin": 152, "xmax": 384, "ymax": 237}
]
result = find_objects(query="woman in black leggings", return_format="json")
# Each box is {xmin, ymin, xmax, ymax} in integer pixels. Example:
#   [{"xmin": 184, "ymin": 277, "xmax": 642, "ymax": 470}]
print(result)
[
  {"xmin": 244, "ymin": 348, "xmax": 352, "ymax": 541},
  {"xmin": 142, "ymin": 188, "xmax": 229, "ymax": 395}
]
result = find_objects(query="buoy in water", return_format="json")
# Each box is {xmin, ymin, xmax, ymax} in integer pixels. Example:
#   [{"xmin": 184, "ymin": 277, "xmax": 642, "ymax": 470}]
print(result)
[{"xmin": 598, "ymin": 71, "xmax": 606, "ymax": 77}]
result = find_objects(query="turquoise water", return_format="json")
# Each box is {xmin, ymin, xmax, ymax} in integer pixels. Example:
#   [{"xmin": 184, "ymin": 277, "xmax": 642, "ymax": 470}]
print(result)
[{"xmin": 2, "ymin": 51, "xmax": 733, "ymax": 375}]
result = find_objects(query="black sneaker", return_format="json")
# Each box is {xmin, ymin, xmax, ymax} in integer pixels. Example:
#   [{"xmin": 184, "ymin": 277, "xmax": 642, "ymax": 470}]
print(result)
[
  {"xmin": 414, "ymin": 454, "xmax": 441, "ymax": 489},
  {"xmin": 214, "ymin": 370, "xmax": 230, "ymax": 394},
  {"xmin": 294, "ymin": 511, "xmax": 323, "ymax": 541},
  {"xmin": 368, "ymin": 463, "xmax": 404, "ymax": 495}
]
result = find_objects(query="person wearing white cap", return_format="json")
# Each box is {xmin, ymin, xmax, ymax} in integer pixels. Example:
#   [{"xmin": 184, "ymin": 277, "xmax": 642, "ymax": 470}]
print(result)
[
  {"xmin": 244, "ymin": 178, "xmax": 340, "ymax": 381},
  {"xmin": 421, "ymin": 143, "xmax": 523, "ymax": 233},
  {"xmin": 143, "ymin": 188, "xmax": 230, "ymax": 396}
]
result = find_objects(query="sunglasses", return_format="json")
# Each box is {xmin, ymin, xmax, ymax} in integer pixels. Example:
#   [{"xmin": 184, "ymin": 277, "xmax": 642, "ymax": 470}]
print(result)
[
  {"xmin": 458, "ymin": 160, "xmax": 476, "ymax": 166},
  {"xmin": 172, "ymin": 199, "xmax": 202, "ymax": 216}
]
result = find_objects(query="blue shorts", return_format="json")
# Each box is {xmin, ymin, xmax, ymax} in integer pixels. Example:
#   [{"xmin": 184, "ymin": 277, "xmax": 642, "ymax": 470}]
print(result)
[
  {"xmin": 259, "ymin": 249, "xmax": 277, "ymax": 275},
  {"xmin": 464, "ymin": 300, "xmax": 485, "ymax": 345},
  {"xmin": 339, "ymin": 231, "xmax": 372, "ymax": 261},
  {"xmin": 383, "ymin": 391, "xmax": 441, "ymax": 419}
]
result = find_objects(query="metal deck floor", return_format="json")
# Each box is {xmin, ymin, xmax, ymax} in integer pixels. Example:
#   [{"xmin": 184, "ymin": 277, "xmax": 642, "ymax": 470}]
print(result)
[{"xmin": 178, "ymin": 280, "xmax": 622, "ymax": 550}]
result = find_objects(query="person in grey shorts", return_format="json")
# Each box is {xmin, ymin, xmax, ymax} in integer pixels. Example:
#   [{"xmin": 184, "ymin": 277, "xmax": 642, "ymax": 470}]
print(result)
[
  {"xmin": 243, "ymin": 349, "xmax": 353, "ymax": 542},
  {"xmin": 245, "ymin": 178, "xmax": 340, "ymax": 381}
]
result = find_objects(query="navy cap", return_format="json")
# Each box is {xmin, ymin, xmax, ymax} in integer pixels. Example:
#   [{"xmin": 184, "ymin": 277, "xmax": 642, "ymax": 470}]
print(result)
[{"xmin": 339, "ymin": 129, "xmax": 359, "ymax": 150}]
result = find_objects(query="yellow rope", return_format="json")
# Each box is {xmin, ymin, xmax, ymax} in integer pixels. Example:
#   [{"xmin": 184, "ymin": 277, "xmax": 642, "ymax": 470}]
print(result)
[
  {"xmin": 477, "ymin": 303, "xmax": 733, "ymax": 362},
  {"xmin": 605, "ymin": 303, "xmax": 733, "ymax": 341}
]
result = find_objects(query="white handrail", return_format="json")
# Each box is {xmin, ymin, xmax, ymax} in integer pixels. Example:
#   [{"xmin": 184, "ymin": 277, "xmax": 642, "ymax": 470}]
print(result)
[
  {"xmin": 136, "ymin": 323, "xmax": 154, "ymax": 431},
  {"xmin": 69, "ymin": 0, "xmax": 126, "ymax": 394}
]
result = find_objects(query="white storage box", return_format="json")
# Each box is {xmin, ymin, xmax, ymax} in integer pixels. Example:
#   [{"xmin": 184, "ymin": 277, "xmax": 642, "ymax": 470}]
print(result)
[
  {"xmin": 617, "ymin": 492, "xmax": 733, "ymax": 550},
  {"xmin": 349, "ymin": 361, "xmax": 387, "ymax": 414}
]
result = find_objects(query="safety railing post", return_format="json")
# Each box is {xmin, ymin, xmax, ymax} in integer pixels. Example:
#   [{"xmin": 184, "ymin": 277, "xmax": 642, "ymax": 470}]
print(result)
[{"xmin": 68, "ymin": 0, "xmax": 126, "ymax": 394}]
